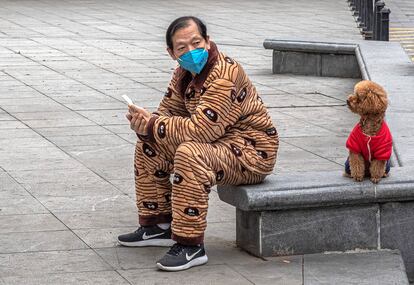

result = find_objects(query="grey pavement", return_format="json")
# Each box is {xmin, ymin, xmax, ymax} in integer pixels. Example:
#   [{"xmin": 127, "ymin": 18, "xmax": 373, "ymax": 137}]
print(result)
[{"xmin": 0, "ymin": 0, "xmax": 390, "ymax": 284}]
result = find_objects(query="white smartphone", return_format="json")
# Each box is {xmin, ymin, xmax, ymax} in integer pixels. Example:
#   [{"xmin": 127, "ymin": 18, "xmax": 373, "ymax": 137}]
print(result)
[{"xmin": 122, "ymin": 95, "xmax": 133, "ymax": 105}]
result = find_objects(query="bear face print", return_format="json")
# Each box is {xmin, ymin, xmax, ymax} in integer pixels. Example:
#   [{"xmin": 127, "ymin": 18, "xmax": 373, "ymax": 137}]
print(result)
[
  {"xmin": 154, "ymin": 169, "xmax": 169, "ymax": 178},
  {"xmin": 230, "ymin": 144, "xmax": 242, "ymax": 157},
  {"xmin": 184, "ymin": 207, "xmax": 200, "ymax": 216},
  {"xmin": 203, "ymin": 108, "xmax": 218, "ymax": 122},
  {"xmin": 245, "ymin": 138, "xmax": 256, "ymax": 147},
  {"xmin": 203, "ymin": 184, "xmax": 211, "ymax": 193},
  {"xmin": 257, "ymin": 150, "xmax": 268, "ymax": 159},
  {"xmin": 164, "ymin": 193, "xmax": 171, "ymax": 202},
  {"xmin": 164, "ymin": 88, "xmax": 172, "ymax": 98},
  {"xmin": 157, "ymin": 122, "xmax": 166, "ymax": 139},
  {"xmin": 266, "ymin": 127, "xmax": 277, "ymax": 136},
  {"xmin": 224, "ymin": 56, "xmax": 234, "ymax": 64},
  {"xmin": 173, "ymin": 173, "xmax": 183, "ymax": 184},
  {"xmin": 231, "ymin": 89, "xmax": 237, "ymax": 102},
  {"xmin": 143, "ymin": 201, "xmax": 158, "ymax": 210},
  {"xmin": 142, "ymin": 143, "xmax": 156, "ymax": 157},
  {"xmin": 216, "ymin": 170, "xmax": 224, "ymax": 182},
  {"xmin": 237, "ymin": 88, "xmax": 247, "ymax": 103},
  {"xmin": 186, "ymin": 89, "xmax": 195, "ymax": 99}
]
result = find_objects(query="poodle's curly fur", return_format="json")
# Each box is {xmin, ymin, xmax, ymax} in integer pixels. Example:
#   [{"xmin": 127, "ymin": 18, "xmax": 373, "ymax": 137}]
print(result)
[{"xmin": 346, "ymin": 80, "xmax": 389, "ymax": 183}]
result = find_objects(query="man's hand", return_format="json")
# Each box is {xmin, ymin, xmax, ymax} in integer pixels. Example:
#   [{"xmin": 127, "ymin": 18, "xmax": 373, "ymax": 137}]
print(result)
[{"xmin": 126, "ymin": 104, "xmax": 151, "ymax": 136}]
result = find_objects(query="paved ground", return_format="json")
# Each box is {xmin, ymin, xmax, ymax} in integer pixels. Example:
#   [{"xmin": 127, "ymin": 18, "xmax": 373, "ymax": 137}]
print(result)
[
  {"xmin": 0, "ymin": 0, "xmax": 380, "ymax": 284},
  {"xmin": 387, "ymin": 0, "xmax": 414, "ymax": 61}
]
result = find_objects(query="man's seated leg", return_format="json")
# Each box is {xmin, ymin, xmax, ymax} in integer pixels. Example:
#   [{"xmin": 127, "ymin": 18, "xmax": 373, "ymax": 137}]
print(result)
[
  {"xmin": 156, "ymin": 141, "xmax": 264, "ymax": 271},
  {"xmin": 118, "ymin": 141, "xmax": 175, "ymax": 247}
]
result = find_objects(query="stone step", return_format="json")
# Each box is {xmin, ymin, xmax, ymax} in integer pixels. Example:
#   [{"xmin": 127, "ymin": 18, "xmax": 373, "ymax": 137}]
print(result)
[{"xmin": 303, "ymin": 250, "xmax": 409, "ymax": 284}]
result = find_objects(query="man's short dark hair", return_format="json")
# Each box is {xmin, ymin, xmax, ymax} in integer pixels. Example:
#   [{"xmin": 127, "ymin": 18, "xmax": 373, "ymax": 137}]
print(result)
[{"xmin": 166, "ymin": 16, "xmax": 207, "ymax": 50}]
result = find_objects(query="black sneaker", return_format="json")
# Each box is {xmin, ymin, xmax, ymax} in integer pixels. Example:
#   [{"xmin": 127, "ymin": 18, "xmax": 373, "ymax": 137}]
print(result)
[
  {"xmin": 156, "ymin": 243, "xmax": 208, "ymax": 271},
  {"xmin": 118, "ymin": 226, "xmax": 175, "ymax": 247}
]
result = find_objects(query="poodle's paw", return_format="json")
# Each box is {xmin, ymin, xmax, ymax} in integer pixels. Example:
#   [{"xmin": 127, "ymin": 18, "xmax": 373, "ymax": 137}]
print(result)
[
  {"xmin": 370, "ymin": 176, "xmax": 382, "ymax": 184},
  {"xmin": 343, "ymin": 172, "xmax": 352, "ymax": 178},
  {"xmin": 383, "ymin": 172, "xmax": 389, "ymax": 178},
  {"xmin": 352, "ymin": 175, "xmax": 364, "ymax": 182}
]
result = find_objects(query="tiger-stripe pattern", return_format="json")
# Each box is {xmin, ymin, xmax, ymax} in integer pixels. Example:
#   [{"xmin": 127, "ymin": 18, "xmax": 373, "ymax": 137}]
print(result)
[{"xmin": 135, "ymin": 42, "xmax": 279, "ymax": 245}]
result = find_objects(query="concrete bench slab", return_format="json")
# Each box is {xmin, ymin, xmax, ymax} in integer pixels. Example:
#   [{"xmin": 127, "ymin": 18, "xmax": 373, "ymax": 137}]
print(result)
[{"xmin": 219, "ymin": 167, "xmax": 414, "ymax": 212}]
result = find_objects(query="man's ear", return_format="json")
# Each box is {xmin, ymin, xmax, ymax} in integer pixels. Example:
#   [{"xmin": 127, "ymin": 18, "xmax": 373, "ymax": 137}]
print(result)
[
  {"xmin": 205, "ymin": 35, "xmax": 210, "ymax": 50},
  {"xmin": 167, "ymin": 47, "xmax": 177, "ymax": 60}
]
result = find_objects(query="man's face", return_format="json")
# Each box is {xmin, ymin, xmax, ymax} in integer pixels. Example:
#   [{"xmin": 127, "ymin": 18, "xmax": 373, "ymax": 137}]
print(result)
[{"xmin": 167, "ymin": 20, "xmax": 210, "ymax": 60}]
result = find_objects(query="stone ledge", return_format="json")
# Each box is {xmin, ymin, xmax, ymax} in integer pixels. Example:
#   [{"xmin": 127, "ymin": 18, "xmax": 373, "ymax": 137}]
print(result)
[
  {"xmin": 264, "ymin": 38, "xmax": 362, "ymax": 78},
  {"xmin": 218, "ymin": 167, "xmax": 414, "ymax": 211},
  {"xmin": 263, "ymin": 39, "xmax": 357, "ymax": 54}
]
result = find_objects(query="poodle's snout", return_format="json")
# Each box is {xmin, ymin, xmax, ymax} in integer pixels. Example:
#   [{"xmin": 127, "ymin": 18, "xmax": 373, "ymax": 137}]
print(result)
[{"xmin": 346, "ymin": 99, "xmax": 350, "ymax": 106}]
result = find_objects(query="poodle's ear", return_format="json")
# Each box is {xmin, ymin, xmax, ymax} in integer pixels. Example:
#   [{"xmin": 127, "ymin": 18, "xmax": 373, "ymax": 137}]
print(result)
[
  {"xmin": 376, "ymin": 90, "xmax": 388, "ymax": 113},
  {"xmin": 361, "ymin": 88, "xmax": 388, "ymax": 114}
]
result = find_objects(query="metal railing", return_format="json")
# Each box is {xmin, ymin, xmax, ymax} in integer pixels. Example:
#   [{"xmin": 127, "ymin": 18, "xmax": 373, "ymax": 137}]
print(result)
[{"xmin": 348, "ymin": 0, "xmax": 391, "ymax": 41}]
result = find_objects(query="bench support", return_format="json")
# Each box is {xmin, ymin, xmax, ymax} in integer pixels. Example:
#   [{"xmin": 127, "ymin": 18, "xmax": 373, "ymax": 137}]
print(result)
[{"xmin": 237, "ymin": 204, "xmax": 379, "ymax": 257}]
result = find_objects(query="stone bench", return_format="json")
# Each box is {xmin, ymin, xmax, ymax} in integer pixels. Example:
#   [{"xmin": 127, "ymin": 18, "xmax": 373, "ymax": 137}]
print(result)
[{"xmin": 217, "ymin": 38, "xmax": 414, "ymax": 278}]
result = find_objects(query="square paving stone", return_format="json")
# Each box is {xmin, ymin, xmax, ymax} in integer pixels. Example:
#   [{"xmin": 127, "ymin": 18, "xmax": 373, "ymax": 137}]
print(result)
[
  {"xmin": 0, "ymin": 271, "xmax": 130, "ymax": 285},
  {"xmin": 54, "ymin": 210, "xmax": 138, "ymax": 230},
  {"xmin": 37, "ymin": 194, "xmax": 135, "ymax": 213},
  {"xmin": 0, "ymin": 249, "xmax": 112, "ymax": 278},
  {"xmin": 304, "ymin": 251, "xmax": 408, "ymax": 285},
  {"xmin": 0, "ymin": 191, "xmax": 47, "ymax": 215},
  {"xmin": 0, "ymin": 230, "xmax": 88, "ymax": 253},
  {"xmin": 0, "ymin": 213, "xmax": 66, "ymax": 234},
  {"xmin": 231, "ymin": 255, "xmax": 303, "ymax": 285},
  {"xmin": 23, "ymin": 180, "xmax": 121, "ymax": 197}
]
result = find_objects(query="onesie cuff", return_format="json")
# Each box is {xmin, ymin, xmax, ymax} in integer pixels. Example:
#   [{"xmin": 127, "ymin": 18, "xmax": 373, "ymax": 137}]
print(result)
[{"xmin": 146, "ymin": 115, "xmax": 159, "ymax": 143}]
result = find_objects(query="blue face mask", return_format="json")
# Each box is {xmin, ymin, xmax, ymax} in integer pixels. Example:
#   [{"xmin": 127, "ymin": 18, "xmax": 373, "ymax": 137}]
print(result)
[{"xmin": 177, "ymin": 48, "xmax": 209, "ymax": 74}]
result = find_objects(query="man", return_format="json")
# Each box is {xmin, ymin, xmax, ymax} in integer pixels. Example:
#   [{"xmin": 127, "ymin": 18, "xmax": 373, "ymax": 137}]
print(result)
[{"xmin": 118, "ymin": 16, "xmax": 278, "ymax": 271}]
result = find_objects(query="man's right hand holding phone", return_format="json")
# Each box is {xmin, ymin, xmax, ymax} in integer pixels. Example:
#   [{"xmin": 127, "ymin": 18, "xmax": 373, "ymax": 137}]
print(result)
[{"xmin": 123, "ymin": 95, "xmax": 152, "ymax": 136}]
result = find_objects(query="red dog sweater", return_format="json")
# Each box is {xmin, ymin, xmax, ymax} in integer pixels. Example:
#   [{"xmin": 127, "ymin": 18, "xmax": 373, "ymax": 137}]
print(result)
[{"xmin": 346, "ymin": 122, "xmax": 393, "ymax": 162}]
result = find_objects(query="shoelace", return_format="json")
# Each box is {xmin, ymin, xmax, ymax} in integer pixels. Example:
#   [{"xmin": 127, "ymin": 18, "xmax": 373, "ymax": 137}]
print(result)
[{"xmin": 167, "ymin": 244, "xmax": 185, "ymax": 256}]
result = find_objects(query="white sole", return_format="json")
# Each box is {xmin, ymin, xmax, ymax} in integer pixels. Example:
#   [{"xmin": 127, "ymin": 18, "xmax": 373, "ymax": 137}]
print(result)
[
  {"xmin": 118, "ymin": 239, "xmax": 175, "ymax": 247},
  {"xmin": 156, "ymin": 255, "xmax": 208, "ymax": 271}
]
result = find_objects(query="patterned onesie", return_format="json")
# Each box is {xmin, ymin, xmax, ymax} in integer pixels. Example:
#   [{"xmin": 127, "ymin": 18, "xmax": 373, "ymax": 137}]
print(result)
[{"xmin": 134, "ymin": 42, "xmax": 279, "ymax": 245}]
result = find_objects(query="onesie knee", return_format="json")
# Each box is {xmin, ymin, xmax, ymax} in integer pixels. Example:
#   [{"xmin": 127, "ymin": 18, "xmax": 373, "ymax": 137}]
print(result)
[{"xmin": 174, "ymin": 142, "xmax": 199, "ymax": 161}]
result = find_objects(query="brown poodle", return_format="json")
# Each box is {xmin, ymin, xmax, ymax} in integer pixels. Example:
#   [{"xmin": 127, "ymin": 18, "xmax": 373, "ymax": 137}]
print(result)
[{"xmin": 345, "ymin": 80, "xmax": 393, "ymax": 183}]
